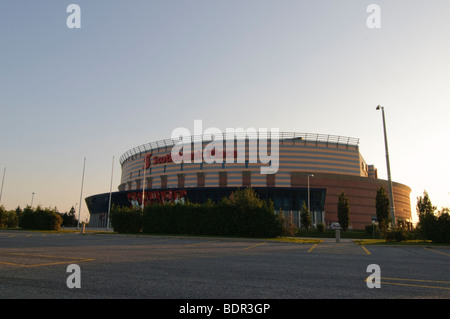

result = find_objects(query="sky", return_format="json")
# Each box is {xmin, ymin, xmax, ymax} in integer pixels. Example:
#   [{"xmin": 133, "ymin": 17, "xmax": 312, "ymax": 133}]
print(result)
[{"xmin": 1, "ymin": 0, "xmax": 449, "ymax": 223}]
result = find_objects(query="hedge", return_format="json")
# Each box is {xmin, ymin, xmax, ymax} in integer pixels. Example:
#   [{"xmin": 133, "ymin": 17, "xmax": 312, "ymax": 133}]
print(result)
[
  {"xmin": 110, "ymin": 188, "xmax": 284, "ymax": 238},
  {"xmin": 19, "ymin": 206, "xmax": 62, "ymax": 230}
]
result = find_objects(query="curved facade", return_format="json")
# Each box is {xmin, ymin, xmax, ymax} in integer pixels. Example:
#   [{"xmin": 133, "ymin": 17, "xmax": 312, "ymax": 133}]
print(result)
[{"xmin": 86, "ymin": 132, "xmax": 412, "ymax": 230}]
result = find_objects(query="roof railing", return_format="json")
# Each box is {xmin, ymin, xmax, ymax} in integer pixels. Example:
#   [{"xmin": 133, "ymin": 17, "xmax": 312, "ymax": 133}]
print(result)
[{"xmin": 119, "ymin": 132, "xmax": 360, "ymax": 166}]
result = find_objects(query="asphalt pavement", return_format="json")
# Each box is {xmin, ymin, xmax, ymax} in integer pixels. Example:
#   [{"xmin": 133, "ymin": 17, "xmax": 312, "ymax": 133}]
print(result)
[{"xmin": 1, "ymin": 230, "xmax": 449, "ymax": 300}]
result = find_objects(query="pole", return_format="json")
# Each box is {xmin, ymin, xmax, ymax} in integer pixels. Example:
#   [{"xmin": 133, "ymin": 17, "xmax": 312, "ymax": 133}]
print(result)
[
  {"xmin": 106, "ymin": 156, "xmax": 114, "ymax": 230},
  {"xmin": 377, "ymin": 106, "xmax": 396, "ymax": 227},
  {"xmin": 307, "ymin": 174, "xmax": 314, "ymax": 224},
  {"xmin": 307, "ymin": 174, "xmax": 310, "ymax": 213},
  {"xmin": 0, "ymin": 167, "xmax": 6, "ymax": 205},
  {"xmin": 30, "ymin": 192, "xmax": 35, "ymax": 207},
  {"xmin": 142, "ymin": 156, "xmax": 146, "ymax": 211},
  {"xmin": 77, "ymin": 157, "xmax": 86, "ymax": 229}
]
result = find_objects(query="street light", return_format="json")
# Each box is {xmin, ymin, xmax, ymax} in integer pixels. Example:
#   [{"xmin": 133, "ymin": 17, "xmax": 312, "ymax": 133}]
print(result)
[
  {"xmin": 376, "ymin": 105, "xmax": 396, "ymax": 227},
  {"xmin": 30, "ymin": 192, "xmax": 35, "ymax": 207},
  {"xmin": 0, "ymin": 167, "xmax": 6, "ymax": 205},
  {"xmin": 307, "ymin": 173, "xmax": 314, "ymax": 219}
]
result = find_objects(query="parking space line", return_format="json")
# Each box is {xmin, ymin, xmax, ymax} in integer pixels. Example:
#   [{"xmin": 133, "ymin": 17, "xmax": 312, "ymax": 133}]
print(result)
[
  {"xmin": 361, "ymin": 245, "xmax": 371, "ymax": 255},
  {"xmin": 425, "ymin": 247, "xmax": 450, "ymax": 257},
  {"xmin": 307, "ymin": 244, "xmax": 317, "ymax": 252},
  {"xmin": 381, "ymin": 277, "xmax": 450, "ymax": 290},
  {"xmin": 0, "ymin": 253, "xmax": 95, "ymax": 268},
  {"xmin": 245, "ymin": 242, "xmax": 266, "ymax": 250},
  {"xmin": 184, "ymin": 240, "xmax": 219, "ymax": 247}
]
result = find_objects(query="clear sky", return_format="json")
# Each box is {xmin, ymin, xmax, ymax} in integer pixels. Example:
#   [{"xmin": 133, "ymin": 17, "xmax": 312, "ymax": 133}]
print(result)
[{"xmin": 1, "ymin": 1, "xmax": 449, "ymax": 223}]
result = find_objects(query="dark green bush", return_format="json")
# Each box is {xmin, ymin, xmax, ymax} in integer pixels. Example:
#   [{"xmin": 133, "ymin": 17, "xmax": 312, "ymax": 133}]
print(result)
[
  {"xmin": 18, "ymin": 206, "xmax": 62, "ymax": 230},
  {"xmin": 110, "ymin": 205, "xmax": 142, "ymax": 233},
  {"xmin": 139, "ymin": 188, "xmax": 283, "ymax": 238},
  {"xmin": 316, "ymin": 223, "xmax": 325, "ymax": 232},
  {"xmin": 385, "ymin": 227, "xmax": 409, "ymax": 242},
  {"xmin": 417, "ymin": 211, "xmax": 450, "ymax": 244}
]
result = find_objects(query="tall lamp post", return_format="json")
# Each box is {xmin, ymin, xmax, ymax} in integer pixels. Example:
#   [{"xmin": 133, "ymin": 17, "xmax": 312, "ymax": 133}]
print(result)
[
  {"xmin": 0, "ymin": 167, "xmax": 6, "ymax": 205},
  {"xmin": 77, "ymin": 157, "xmax": 86, "ymax": 229},
  {"xmin": 307, "ymin": 174, "xmax": 314, "ymax": 225},
  {"xmin": 376, "ymin": 105, "xmax": 396, "ymax": 227},
  {"xmin": 30, "ymin": 192, "xmax": 35, "ymax": 207}
]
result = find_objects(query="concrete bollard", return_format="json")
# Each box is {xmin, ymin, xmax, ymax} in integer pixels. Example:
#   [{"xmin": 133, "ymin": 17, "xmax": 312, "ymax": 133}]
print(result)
[
  {"xmin": 80, "ymin": 223, "xmax": 85, "ymax": 235},
  {"xmin": 335, "ymin": 229, "xmax": 340, "ymax": 243}
]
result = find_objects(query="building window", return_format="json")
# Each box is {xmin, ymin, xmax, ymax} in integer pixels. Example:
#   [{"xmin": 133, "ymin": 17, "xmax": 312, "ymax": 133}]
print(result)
[
  {"xmin": 177, "ymin": 174, "xmax": 185, "ymax": 188},
  {"xmin": 197, "ymin": 172, "xmax": 205, "ymax": 187},
  {"xmin": 160, "ymin": 175, "xmax": 167, "ymax": 189},
  {"xmin": 135, "ymin": 179, "xmax": 141, "ymax": 190},
  {"xmin": 242, "ymin": 171, "xmax": 251, "ymax": 187},
  {"xmin": 266, "ymin": 174, "xmax": 275, "ymax": 187},
  {"xmin": 291, "ymin": 172, "xmax": 302, "ymax": 187},
  {"xmin": 146, "ymin": 177, "xmax": 153, "ymax": 189},
  {"xmin": 219, "ymin": 172, "xmax": 227, "ymax": 187}
]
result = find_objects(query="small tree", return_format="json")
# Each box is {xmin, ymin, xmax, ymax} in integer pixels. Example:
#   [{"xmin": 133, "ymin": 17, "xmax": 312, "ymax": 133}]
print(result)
[
  {"xmin": 300, "ymin": 201, "xmax": 312, "ymax": 230},
  {"xmin": 229, "ymin": 187, "xmax": 264, "ymax": 211},
  {"xmin": 376, "ymin": 185, "xmax": 390, "ymax": 235},
  {"xmin": 60, "ymin": 206, "xmax": 78, "ymax": 227},
  {"xmin": 337, "ymin": 192, "xmax": 350, "ymax": 231},
  {"xmin": 416, "ymin": 191, "xmax": 437, "ymax": 240},
  {"xmin": 416, "ymin": 190, "xmax": 436, "ymax": 219}
]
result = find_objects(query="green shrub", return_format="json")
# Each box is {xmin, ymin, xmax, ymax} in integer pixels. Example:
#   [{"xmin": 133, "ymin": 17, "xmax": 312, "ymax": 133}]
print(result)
[
  {"xmin": 0, "ymin": 206, "xmax": 18, "ymax": 228},
  {"xmin": 385, "ymin": 227, "xmax": 409, "ymax": 242},
  {"xmin": 18, "ymin": 206, "xmax": 62, "ymax": 230},
  {"xmin": 139, "ymin": 188, "xmax": 283, "ymax": 238},
  {"xmin": 110, "ymin": 205, "xmax": 142, "ymax": 233},
  {"xmin": 434, "ymin": 212, "xmax": 450, "ymax": 243},
  {"xmin": 316, "ymin": 223, "xmax": 325, "ymax": 232},
  {"xmin": 417, "ymin": 210, "xmax": 450, "ymax": 244}
]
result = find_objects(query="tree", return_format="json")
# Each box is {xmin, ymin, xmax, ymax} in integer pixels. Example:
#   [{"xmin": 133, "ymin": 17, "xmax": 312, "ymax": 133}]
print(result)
[
  {"xmin": 229, "ymin": 187, "xmax": 264, "ymax": 211},
  {"xmin": 416, "ymin": 191, "xmax": 437, "ymax": 240},
  {"xmin": 337, "ymin": 192, "xmax": 350, "ymax": 231},
  {"xmin": 300, "ymin": 201, "xmax": 312, "ymax": 230},
  {"xmin": 60, "ymin": 206, "xmax": 78, "ymax": 227},
  {"xmin": 0, "ymin": 206, "xmax": 6, "ymax": 228},
  {"xmin": 375, "ymin": 185, "xmax": 390, "ymax": 234},
  {"xmin": 416, "ymin": 190, "xmax": 436, "ymax": 219}
]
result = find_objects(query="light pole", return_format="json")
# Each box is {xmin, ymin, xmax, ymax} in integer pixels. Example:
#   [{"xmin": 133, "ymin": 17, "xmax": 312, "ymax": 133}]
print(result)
[
  {"xmin": 106, "ymin": 156, "xmax": 114, "ymax": 230},
  {"xmin": 77, "ymin": 157, "xmax": 86, "ymax": 229},
  {"xmin": 30, "ymin": 192, "xmax": 35, "ymax": 207},
  {"xmin": 0, "ymin": 167, "xmax": 6, "ymax": 205},
  {"xmin": 307, "ymin": 174, "xmax": 314, "ymax": 225},
  {"xmin": 142, "ymin": 155, "xmax": 146, "ymax": 211},
  {"xmin": 376, "ymin": 105, "xmax": 396, "ymax": 227}
]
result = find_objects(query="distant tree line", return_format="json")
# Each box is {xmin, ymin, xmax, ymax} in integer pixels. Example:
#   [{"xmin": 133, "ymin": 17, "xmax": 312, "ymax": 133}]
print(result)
[
  {"xmin": 338, "ymin": 186, "xmax": 450, "ymax": 243},
  {"xmin": 0, "ymin": 205, "xmax": 78, "ymax": 230}
]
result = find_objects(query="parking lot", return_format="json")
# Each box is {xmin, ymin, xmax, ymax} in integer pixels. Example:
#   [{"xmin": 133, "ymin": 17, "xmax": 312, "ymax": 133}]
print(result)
[{"xmin": 0, "ymin": 230, "xmax": 449, "ymax": 300}]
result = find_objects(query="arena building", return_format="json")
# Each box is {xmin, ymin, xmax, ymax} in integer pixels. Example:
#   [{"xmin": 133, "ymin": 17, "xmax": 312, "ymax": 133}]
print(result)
[{"xmin": 85, "ymin": 132, "xmax": 412, "ymax": 230}]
